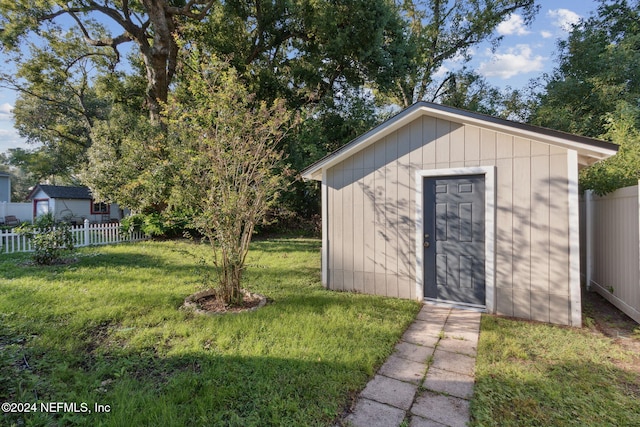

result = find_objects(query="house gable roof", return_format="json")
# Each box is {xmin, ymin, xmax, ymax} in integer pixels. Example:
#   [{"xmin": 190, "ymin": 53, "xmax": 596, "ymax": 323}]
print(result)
[
  {"xmin": 27, "ymin": 185, "xmax": 93, "ymax": 200},
  {"xmin": 301, "ymin": 101, "xmax": 619, "ymax": 181}
]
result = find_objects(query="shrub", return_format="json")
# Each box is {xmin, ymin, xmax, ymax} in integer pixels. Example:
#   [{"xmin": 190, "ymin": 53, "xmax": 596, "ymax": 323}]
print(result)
[
  {"xmin": 120, "ymin": 211, "xmax": 196, "ymax": 238},
  {"xmin": 16, "ymin": 213, "xmax": 75, "ymax": 265}
]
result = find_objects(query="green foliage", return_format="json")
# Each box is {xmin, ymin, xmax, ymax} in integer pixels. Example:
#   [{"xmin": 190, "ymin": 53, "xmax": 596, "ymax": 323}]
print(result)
[
  {"xmin": 15, "ymin": 213, "xmax": 75, "ymax": 265},
  {"xmin": 0, "ymin": 160, "xmax": 32, "ymax": 202},
  {"xmin": 196, "ymin": 0, "xmax": 410, "ymax": 108},
  {"xmin": 532, "ymin": 0, "xmax": 640, "ymax": 195},
  {"xmin": 1, "ymin": 0, "xmax": 541, "ymax": 220},
  {"xmin": 120, "ymin": 212, "xmax": 195, "ymax": 238},
  {"xmin": 81, "ymin": 106, "xmax": 170, "ymax": 213},
  {"xmin": 579, "ymin": 104, "xmax": 640, "ymax": 195},
  {"xmin": 166, "ymin": 52, "xmax": 293, "ymax": 305},
  {"xmin": 1, "ymin": 28, "xmax": 114, "ymax": 181},
  {"xmin": 533, "ymin": 0, "xmax": 640, "ymax": 138},
  {"xmin": 385, "ymin": 0, "xmax": 538, "ymax": 107}
]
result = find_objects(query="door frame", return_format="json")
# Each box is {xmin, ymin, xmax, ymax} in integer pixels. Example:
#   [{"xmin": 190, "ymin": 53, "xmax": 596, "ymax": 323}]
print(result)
[{"xmin": 415, "ymin": 166, "xmax": 496, "ymax": 312}]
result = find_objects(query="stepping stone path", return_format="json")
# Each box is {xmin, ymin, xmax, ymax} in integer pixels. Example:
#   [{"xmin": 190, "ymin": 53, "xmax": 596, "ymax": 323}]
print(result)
[{"xmin": 342, "ymin": 303, "xmax": 481, "ymax": 427}]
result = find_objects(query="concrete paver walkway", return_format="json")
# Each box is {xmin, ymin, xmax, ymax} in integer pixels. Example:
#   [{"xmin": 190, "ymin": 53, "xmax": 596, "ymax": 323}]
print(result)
[{"xmin": 343, "ymin": 302, "xmax": 481, "ymax": 427}]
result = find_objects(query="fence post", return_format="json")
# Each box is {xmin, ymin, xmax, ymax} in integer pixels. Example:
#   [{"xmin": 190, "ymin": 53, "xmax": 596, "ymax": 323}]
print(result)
[
  {"xmin": 84, "ymin": 219, "xmax": 90, "ymax": 247},
  {"xmin": 585, "ymin": 190, "xmax": 593, "ymax": 291}
]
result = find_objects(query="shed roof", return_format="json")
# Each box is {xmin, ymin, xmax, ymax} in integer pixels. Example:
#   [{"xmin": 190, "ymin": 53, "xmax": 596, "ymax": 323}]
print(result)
[
  {"xmin": 28, "ymin": 185, "xmax": 93, "ymax": 200},
  {"xmin": 301, "ymin": 101, "xmax": 619, "ymax": 181}
]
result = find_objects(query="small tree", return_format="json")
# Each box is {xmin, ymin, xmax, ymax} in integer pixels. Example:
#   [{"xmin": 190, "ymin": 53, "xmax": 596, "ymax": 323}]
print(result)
[{"xmin": 166, "ymin": 53, "xmax": 293, "ymax": 305}]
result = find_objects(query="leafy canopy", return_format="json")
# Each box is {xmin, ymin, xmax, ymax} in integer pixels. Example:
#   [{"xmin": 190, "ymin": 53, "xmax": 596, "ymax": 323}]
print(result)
[{"xmin": 531, "ymin": 0, "xmax": 640, "ymax": 194}]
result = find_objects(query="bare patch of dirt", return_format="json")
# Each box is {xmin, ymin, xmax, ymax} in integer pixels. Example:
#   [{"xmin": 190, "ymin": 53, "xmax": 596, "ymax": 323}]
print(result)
[{"xmin": 582, "ymin": 289, "xmax": 640, "ymax": 374}]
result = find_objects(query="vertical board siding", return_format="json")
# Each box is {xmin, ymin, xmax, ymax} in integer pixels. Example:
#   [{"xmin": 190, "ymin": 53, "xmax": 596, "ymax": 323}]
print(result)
[
  {"xmin": 398, "ymin": 124, "xmax": 414, "ymax": 299},
  {"xmin": 589, "ymin": 186, "xmax": 640, "ymax": 323},
  {"xmin": 325, "ymin": 116, "xmax": 573, "ymax": 325},
  {"xmin": 549, "ymin": 154, "xmax": 570, "ymax": 325},
  {"xmin": 464, "ymin": 126, "xmax": 480, "ymax": 167}
]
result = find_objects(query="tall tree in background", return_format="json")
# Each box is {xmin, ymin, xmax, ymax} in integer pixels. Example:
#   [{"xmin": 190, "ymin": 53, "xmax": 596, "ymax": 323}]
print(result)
[
  {"xmin": 385, "ymin": 0, "xmax": 538, "ymax": 107},
  {"xmin": 1, "ymin": 0, "xmax": 542, "ymax": 218},
  {"xmin": 0, "ymin": 0, "xmax": 215, "ymax": 122},
  {"xmin": 531, "ymin": 0, "xmax": 640, "ymax": 194},
  {"xmin": 1, "ymin": 0, "xmax": 408, "ymax": 182},
  {"xmin": 1, "ymin": 30, "xmax": 115, "ymax": 181},
  {"xmin": 532, "ymin": 0, "xmax": 639, "ymax": 138}
]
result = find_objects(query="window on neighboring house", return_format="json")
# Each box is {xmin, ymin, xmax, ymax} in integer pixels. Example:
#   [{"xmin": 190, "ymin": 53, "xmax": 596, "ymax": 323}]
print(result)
[{"xmin": 91, "ymin": 201, "xmax": 110, "ymax": 215}]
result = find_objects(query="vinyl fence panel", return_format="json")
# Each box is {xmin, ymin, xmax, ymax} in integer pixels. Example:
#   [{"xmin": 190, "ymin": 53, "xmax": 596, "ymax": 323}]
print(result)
[{"xmin": 585, "ymin": 185, "xmax": 640, "ymax": 323}]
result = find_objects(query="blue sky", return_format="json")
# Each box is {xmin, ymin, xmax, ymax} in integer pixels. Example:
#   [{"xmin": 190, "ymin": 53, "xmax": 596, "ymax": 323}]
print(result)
[{"xmin": 0, "ymin": 1, "xmax": 600, "ymax": 154}]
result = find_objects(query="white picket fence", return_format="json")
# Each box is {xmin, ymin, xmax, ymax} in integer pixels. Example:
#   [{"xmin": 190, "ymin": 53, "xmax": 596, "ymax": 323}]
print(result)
[{"xmin": 0, "ymin": 219, "xmax": 147, "ymax": 254}]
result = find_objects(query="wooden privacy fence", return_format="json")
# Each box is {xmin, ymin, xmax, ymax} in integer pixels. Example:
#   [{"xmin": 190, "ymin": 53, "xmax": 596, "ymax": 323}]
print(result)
[
  {"xmin": 583, "ymin": 185, "xmax": 640, "ymax": 323},
  {"xmin": 0, "ymin": 219, "xmax": 146, "ymax": 254}
]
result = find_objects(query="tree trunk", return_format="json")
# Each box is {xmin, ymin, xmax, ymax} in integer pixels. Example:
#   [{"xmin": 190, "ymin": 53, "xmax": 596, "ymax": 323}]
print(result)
[{"xmin": 140, "ymin": 0, "xmax": 178, "ymax": 123}]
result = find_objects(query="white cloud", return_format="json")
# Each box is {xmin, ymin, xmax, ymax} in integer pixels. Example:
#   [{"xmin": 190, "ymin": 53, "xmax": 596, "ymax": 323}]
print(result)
[
  {"xmin": 548, "ymin": 9, "xmax": 581, "ymax": 32},
  {"xmin": 0, "ymin": 104, "xmax": 28, "ymax": 152},
  {"xmin": 0, "ymin": 103, "xmax": 13, "ymax": 120},
  {"xmin": 0, "ymin": 128, "xmax": 27, "ymax": 153},
  {"xmin": 497, "ymin": 14, "xmax": 530, "ymax": 36},
  {"xmin": 433, "ymin": 65, "xmax": 450, "ymax": 79},
  {"xmin": 478, "ymin": 45, "xmax": 545, "ymax": 79},
  {"xmin": 540, "ymin": 30, "xmax": 553, "ymax": 39}
]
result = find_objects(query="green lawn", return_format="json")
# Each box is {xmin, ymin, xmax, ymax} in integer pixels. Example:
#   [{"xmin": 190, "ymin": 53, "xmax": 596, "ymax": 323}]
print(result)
[
  {"xmin": 4, "ymin": 238, "xmax": 639, "ymax": 426},
  {"xmin": 0, "ymin": 238, "xmax": 420, "ymax": 426},
  {"xmin": 471, "ymin": 315, "xmax": 640, "ymax": 426}
]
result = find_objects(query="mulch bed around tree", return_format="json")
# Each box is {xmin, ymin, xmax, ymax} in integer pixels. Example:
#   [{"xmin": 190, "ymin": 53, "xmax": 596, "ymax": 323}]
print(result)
[
  {"xmin": 183, "ymin": 288, "xmax": 267, "ymax": 315},
  {"xmin": 197, "ymin": 292, "xmax": 265, "ymax": 314}
]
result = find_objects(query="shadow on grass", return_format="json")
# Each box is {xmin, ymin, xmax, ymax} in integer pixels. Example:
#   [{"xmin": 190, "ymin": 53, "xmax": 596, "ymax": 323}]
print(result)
[
  {"xmin": 472, "ymin": 360, "xmax": 640, "ymax": 426},
  {"xmin": 0, "ymin": 252, "xmax": 165, "ymax": 280},
  {"xmin": 0, "ymin": 238, "xmax": 420, "ymax": 426},
  {"xmin": 1, "ymin": 345, "xmax": 362, "ymax": 427}
]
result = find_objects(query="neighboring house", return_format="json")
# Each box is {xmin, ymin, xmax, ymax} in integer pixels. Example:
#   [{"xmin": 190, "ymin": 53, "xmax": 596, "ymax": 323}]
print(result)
[
  {"xmin": 302, "ymin": 101, "xmax": 618, "ymax": 327},
  {"xmin": 0, "ymin": 172, "xmax": 10, "ymax": 202},
  {"xmin": 0, "ymin": 173, "xmax": 32, "ymax": 224},
  {"xmin": 27, "ymin": 185, "xmax": 122, "ymax": 224}
]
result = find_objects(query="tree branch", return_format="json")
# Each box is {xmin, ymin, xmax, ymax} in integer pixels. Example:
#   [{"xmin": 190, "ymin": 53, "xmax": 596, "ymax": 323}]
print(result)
[
  {"xmin": 0, "ymin": 81, "xmax": 88, "ymax": 119},
  {"xmin": 64, "ymin": 51, "xmax": 117, "ymax": 74},
  {"xmin": 167, "ymin": 0, "xmax": 216, "ymax": 20}
]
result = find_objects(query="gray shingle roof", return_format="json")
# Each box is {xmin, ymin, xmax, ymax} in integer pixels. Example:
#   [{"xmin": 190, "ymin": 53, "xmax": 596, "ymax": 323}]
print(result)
[{"xmin": 32, "ymin": 185, "xmax": 93, "ymax": 200}]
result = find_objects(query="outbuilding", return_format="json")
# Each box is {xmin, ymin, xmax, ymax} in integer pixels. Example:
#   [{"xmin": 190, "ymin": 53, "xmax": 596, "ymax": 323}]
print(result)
[
  {"xmin": 302, "ymin": 102, "xmax": 618, "ymax": 326},
  {"xmin": 27, "ymin": 185, "xmax": 122, "ymax": 224}
]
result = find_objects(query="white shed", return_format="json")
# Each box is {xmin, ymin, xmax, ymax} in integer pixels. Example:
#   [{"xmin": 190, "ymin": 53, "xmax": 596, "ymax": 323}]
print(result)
[
  {"xmin": 27, "ymin": 185, "xmax": 122, "ymax": 224},
  {"xmin": 302, "ymin": 102, "xmax": 618, "ymax": 326}
]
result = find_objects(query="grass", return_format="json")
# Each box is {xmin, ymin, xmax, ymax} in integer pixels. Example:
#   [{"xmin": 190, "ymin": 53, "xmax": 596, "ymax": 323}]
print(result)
[
  {"xmin": 0, "ymin": 238, "xmax": 421, "ymax": 426},
  {"xmin": 471, "ymin": 315, "xmax": 640, "ymax": 426}
]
